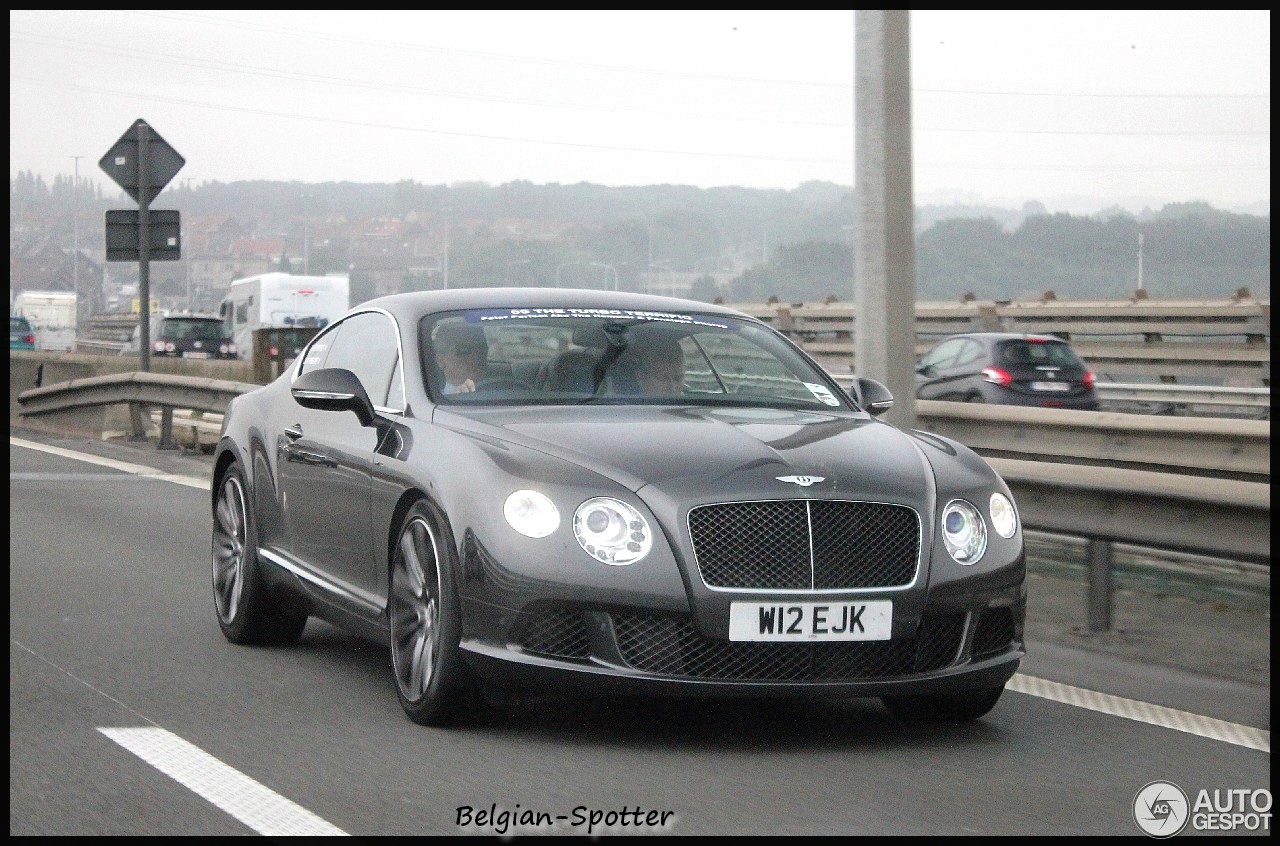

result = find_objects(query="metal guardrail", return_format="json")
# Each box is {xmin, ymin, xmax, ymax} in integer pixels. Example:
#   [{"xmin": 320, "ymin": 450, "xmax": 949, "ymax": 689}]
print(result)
[
  {"xmin": 914, "ymin": 400, "xmax": 1269, "ymax": 481},
  {"xmin": 826, "ymin": 372, "xmax": 1271, "ymax": 417},
  {"xmin": 1094, "ymin": 381, "xmax": 1270, "ymax": 412},
  {"xmin": 737, "ymin": 297, "xmax": 1272, "ymax": 387},
  {"xmin": 17, "ymin": 371, "xmax": 255, "ymax": 450}
]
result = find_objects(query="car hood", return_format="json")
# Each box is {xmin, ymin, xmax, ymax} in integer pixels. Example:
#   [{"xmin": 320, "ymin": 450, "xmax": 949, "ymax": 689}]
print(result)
[{"xmin": 440, "ymin": 405, "xmax": 934, "ymax": 504}]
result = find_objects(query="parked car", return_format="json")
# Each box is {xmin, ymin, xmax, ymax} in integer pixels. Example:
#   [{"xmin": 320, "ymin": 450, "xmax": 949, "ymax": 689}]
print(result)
[
  {"xmin": 124, "ymin": 313, "xmax": 237, "ymax": 359},
  {"xmin": 10, "ymin": 315, "xmax": 36, "ymax": 350},
  {"xmin": 915, "ymin": 332, "xmax": 1099, "ymax": 410},
  {"xmin": 212, "ymin": 289, "xmax": 1026, "ymax": 727}
]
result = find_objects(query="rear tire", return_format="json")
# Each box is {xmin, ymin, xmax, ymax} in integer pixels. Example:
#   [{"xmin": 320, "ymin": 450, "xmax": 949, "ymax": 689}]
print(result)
[
  {"xmin": 212, "ymin": 462, "xmax": 308, "ymax": 646},
  {"xmin": 389, "ymin": 500, "xmax": 477, "ymax": 726},
  {"xmin": 881, "ymin": 685, "xmax": 1005, "ymax": 723}
]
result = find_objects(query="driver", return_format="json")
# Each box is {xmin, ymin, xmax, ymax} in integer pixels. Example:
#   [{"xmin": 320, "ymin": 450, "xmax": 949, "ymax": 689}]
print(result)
[
  {"xmin": 617, "ymin": 333, "xmax": 686, "ymax": 396},
  {"xmin": 433, "ymin": 322, "xmax": 489, "ymax": 395}
]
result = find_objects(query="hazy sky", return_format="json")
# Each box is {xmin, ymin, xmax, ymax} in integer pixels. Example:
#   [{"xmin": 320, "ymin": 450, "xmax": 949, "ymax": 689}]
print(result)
[{"xmin": 9, "ymin": 10, "xmax": 1271, "ymax": 214}]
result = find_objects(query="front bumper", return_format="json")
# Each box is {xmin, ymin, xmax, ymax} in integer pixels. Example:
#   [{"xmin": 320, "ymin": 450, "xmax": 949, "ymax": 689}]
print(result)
[{"xmin": 460, "ymin": 578, "xmax": 1026, "ymax": 700}]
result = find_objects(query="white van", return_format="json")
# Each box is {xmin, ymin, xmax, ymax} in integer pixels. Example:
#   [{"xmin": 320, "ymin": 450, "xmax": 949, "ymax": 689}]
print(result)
[{"xmin": 219, "ymin": 273, "xmax": 349, "ymax": 360}]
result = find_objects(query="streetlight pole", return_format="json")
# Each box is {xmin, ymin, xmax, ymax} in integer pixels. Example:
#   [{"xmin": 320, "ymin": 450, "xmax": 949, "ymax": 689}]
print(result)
[
  {"xmin": 71, "ymin": 155, "xmax": 82, "ymax": 321},
  {"xmin": 555, "ymin": 261, "xmax": 579, "ymax": 288},
  {"xmin": 590, "ymin": 261, "xmax": 618, "ymax": 291}
]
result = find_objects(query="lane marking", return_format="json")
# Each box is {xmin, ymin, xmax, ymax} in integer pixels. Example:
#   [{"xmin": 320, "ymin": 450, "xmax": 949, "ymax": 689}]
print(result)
[
  {"xmin": 99, "ymin": 727, "xmax": 348, "ymax": 836},
  {"xmin": 1009, "ymin": 673, "xmax": 1269, "ymax": 753},
  {"xmin": 10, "ymin": 436, "xmax": 210, "ymax": 489},
  {"xmin": 13, "ymin": 641, "xmax": 345, "ymax": 835},
  {"xmin": 13, "ymin": 435, "xmax": 1270, "ymax": 752}
]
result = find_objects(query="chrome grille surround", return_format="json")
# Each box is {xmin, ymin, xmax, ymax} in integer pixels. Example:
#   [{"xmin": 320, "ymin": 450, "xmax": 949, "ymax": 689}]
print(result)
[{"xmin": 687, "ymin": 499, "xmax": 922, "ymax": 592}]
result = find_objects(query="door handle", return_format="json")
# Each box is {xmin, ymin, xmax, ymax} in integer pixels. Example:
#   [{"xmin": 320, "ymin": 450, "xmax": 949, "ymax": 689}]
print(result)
[{"xmin": 284, "ymin": 424, "xmax": 303, "ymax": 441}]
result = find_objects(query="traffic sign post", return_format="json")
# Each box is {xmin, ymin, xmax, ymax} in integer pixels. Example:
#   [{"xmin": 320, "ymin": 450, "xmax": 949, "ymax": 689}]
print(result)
[{"xmin": 100, "ymin": 119, "xmax": 185, "ymax": 372}]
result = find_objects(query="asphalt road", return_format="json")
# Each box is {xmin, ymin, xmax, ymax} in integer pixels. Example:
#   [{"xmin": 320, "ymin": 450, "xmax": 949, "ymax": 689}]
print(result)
[{"xmin": 9, "ymin": 429, "xmax": 1271, "ymax": 836}]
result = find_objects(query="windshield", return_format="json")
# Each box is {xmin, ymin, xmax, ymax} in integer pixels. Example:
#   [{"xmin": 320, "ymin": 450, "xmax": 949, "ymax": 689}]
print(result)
[
  {"xmin": 995, "ymin": 339, "xmax": 1083, "ymax": 368},
  {"xmin": 161, "ymin": 317, "xmax": 227, "ymax": 341},
  {"xmin": 421, "ymin": 308, "xmax": 852, "ymax": 411}
]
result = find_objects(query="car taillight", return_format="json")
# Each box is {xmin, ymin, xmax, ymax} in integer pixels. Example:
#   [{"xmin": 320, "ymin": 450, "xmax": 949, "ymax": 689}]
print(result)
[
  {"xmin": 24, "ymin": 334, "xmax": 34, "ymax": 343},
  {"xmin": 165, "ymin": 342, "xmax": 176, "ymax": 353},
  {"xmin": 269, "ymin": 345, "xmax": 279, "ymax": 356},
  {"xmin": 153, "ymin": 341, "xmax": 165, "ymax": 352},
  {"xmin": 228, "ymin": 343, "xmax": 237, "ymax": 354},
  {"xmin": 982, "ymin": 366, "xmax": 1013, "ymax": 387},
  {"xmin": 1083, "ymin": 370, "xmax": 1096, "ymax": 388}
]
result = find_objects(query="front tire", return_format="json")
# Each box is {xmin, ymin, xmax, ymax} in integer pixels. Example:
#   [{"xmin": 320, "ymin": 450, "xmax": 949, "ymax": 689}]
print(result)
[
  {"xmin": 212, "ymin": 462, "xmax": 308, "ymax": 646},
  {"xmin": 389, "ymin": 500, "xmax": 475, "ymax": 726},
  {"xmin": 881, "ymin": 685, "xmax": 1005, "ymax": 723}
]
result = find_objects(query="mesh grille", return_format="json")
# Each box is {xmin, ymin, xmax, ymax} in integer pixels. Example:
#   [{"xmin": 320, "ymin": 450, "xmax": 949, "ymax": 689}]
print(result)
[
  {"xmin": 515, "ymin": 609, "xmax": 590, "ymax": 660},
  {"xmin": 612, "ymin": 613, "xmax": 963, "ymax": 681},
  {"xmin": 971, "ymin": 608, "xmax": 1016, "ymax": 659},
  {"xmin": 688, "ymin": 500, "xmax": 919, "ymax": 590},
  {"xmin": 915, "ymin": 612, "xmax": 966, "ymax": 672}
]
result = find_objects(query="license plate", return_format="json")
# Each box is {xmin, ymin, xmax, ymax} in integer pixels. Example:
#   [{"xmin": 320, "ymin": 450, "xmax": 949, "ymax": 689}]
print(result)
[
  {"xmin": 729, "ymin": 600, "xmax": 892, "ymax": 642},
  {"xmin": 1030, "ymin": 381, "xmax": 1070, "ymax": 392},
  {"xmin": 182, "ymin": 351, "xmax": 212, "ymax": 359}
]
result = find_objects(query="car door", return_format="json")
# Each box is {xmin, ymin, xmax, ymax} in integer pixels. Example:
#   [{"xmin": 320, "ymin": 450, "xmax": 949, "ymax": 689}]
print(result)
[
  {"xmin": 915, "ymin": 338, "xmax": 965, "ymax": 400},
  {"xmin": 278, "ymin": 311, "xmax": 399, "ymax": 608}
]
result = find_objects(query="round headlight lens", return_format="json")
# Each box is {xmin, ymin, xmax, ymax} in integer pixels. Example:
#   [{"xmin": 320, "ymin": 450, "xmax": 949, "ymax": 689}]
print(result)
[
  {"xmin": 573, "ymin": 497, "xmax": 652, "ymax": 565},
  {"xmin": 503, "ymin": 490, "xmax": 559, "ymax": 538},
  {"xmin": 989, "ymin": 492, "xmax": 1018, "ymax": 539},
  {"xmin": 941, "ymin": 499, "xmax": 987, "ymax": 564}
]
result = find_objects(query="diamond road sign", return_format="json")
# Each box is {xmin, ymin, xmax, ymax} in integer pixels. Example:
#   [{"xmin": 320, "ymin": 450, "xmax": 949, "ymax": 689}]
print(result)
[
  {"xmin": 98, "ymin": 119, "xmax": 185, "ymax": 206},
  {"xmin": 104, "ymin": 209, "xmax": 181, "ymax": 261}
]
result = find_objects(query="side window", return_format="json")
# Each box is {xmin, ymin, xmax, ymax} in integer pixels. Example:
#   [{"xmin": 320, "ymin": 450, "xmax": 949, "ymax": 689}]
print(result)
[
  {"xmin": 319, "ymin": 311, "xmax": 401, "ymax": 409},
  {"xmin": 299, "ymin": 322, "xmax": 340, "ymax": 374},
  {"xmin": 921, "ymin": 339, "xmax": 962, "ymax": 370},
  {"xmin": 953, "ymin": 339, "xmax": 985, "ymax": 367}
]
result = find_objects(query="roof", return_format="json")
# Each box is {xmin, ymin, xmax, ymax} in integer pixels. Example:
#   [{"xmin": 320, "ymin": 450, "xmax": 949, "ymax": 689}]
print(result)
[{"xmin": 359, "ymin": 287, "xmax": 756, "ymax": 322}]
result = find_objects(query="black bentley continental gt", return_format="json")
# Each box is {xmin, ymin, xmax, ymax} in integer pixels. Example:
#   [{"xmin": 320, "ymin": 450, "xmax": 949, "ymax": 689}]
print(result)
[{"xmin": 211, "ymin": 289, "xmax": 1026, "ymax": 726}]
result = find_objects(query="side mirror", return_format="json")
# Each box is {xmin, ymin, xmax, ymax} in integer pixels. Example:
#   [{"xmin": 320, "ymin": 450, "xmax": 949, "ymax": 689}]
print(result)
[
  {"xmin": 853, "ymin": 376, "xmax": 894, "ymax": 417},
  {"xmin": 291, "ymin": 367, "xmax": 376, "ymax": 427}
]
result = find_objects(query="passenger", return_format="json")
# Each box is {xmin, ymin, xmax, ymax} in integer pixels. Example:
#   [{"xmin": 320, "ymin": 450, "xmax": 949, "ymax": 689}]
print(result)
[
  {"xmin": 433, "ymin": 322, "xmax": 488, "ymax": 395},
  {"xmin": 618, "ymin": 334, "xmax": 686, "ymax": 396}
]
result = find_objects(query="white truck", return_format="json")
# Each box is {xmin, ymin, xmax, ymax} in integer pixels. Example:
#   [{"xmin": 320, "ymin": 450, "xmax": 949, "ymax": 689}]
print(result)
[
  {"xmin": 219, "ymin": 273, "xmax": 350, "ymax": 360},
  {"xmin": 13, "ymin": 290, "xmax": 77, "ymax": 351}
]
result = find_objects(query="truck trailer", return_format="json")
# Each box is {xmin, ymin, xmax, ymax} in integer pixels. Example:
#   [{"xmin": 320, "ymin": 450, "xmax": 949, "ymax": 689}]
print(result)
[{"xmin": 12, "ymin": 290, "xmax": 77, "ymax": 351}]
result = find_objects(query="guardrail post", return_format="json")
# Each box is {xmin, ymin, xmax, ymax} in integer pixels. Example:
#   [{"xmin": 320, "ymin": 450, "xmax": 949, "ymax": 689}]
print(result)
[
  {"xmin": 128, "ymin": 402, "xmax": 150, "ymax": 441},
  {"xmin": 1086, "ymin": 538, "xmax": 1114, "ymax": 632},
  {"xmin": 157, "ymin": 407, "xmax": 178, "ymax": 450}
]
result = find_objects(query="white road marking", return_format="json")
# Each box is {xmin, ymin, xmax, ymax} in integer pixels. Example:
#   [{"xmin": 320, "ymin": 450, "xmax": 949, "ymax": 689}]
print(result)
[
  {"xmin": 98, "ymin": 727, "xmax": 348, "ymax": 836},
  {"xmin": 10, "ymin": 435, "xmax": 210, "ymax": 489},
  {"xmin": 1009, "ymin": 673, "xmax": 1269, "ymax": 752}
]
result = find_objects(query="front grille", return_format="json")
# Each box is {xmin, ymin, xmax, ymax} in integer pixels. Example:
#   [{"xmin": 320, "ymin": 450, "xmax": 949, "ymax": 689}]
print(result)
[
  {"xmin": 612, "ymin": 612, "xmax": 962, "ymax": 682},
  {"xmin": 688, "ymin": 500, "xmax": 920, "ymax": 591},
  {"xmin": 971, "ymin": 607, "xmax": 1016, "ymax": 659},
  {"xmin": 515, "ymin": 609, "xmax": 590, "ymax": 660}
]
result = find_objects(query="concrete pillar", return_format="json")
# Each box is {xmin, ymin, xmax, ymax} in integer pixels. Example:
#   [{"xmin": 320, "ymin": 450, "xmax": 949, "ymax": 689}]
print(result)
[{"xmin": 854, "ymin": 10, "xmax": 917, "ymax": 429}]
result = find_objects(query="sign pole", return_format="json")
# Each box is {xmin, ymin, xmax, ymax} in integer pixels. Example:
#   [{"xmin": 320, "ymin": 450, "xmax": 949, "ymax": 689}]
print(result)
[
  {"xmin": 99, "ymin": 117, "xmax": 185, "ymax": 374},
  {"xmin": 137, "ymin": 122, "xmax": 153, "ymax": 372}
]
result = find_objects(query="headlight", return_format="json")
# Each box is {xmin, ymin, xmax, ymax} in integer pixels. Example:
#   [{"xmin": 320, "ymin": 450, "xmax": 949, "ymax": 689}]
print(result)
[
  {"xmin": 989, "ymin": 492, "xmax": 1018, "ymax": 539},
  {"xmin": 503, "ymin": 490, "xmax": 559, "ymax": 538},
  {"xmin": 573, "ymin": 497, "xmax": 652, "ymax": 565},
  {"xmin": 941, "ymin": 499, "xmax": 987, "ymax": 564}
]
